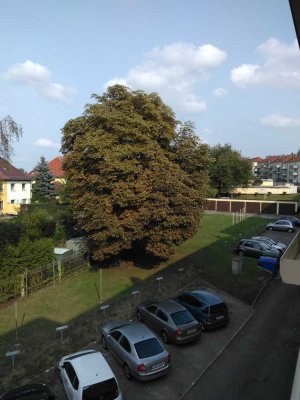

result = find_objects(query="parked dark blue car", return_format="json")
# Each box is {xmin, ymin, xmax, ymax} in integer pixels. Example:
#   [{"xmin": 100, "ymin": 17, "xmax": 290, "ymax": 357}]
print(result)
[{"xmin": 174, "ymin": 290, "xmax": 229, "ymax": 331}]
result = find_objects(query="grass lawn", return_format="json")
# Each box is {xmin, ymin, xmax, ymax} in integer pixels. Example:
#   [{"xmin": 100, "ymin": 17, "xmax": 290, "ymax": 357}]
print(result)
[
  {"xmin": 0, "ymin": 213, "xmax": 272, "ymax": 390},
  {"xmin": 0, "ymin": 214, "xmax": 268, "ymax": 339}
]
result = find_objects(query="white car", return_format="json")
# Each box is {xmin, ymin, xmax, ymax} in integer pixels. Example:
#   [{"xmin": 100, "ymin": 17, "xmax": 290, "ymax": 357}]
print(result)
[{"xmin": 58, "ymin": 349, "xmax": 122, "ymax": 400}]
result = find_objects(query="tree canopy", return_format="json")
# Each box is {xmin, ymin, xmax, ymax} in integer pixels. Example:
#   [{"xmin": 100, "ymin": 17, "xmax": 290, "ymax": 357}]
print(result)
[
  {"xmin": 32, "ymin": 156, "xmax": 56, "ymax": 201},
  {"xmin": 0, "ymin": 115, "xmax": 23, "ymax": 161},
  {"xmin": 209, "ymin": 143, "xmax": 253, "ymax": 196},
  {"xmin": 62, "ymin": 85, "xmax": 209, "ymax": 261}
]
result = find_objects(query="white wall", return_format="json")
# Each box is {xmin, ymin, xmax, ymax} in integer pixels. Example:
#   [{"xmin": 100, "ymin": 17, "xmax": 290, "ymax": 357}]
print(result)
[{"xmin": 7, "ymin": 181, "xmax": 32, "ymax": 204}]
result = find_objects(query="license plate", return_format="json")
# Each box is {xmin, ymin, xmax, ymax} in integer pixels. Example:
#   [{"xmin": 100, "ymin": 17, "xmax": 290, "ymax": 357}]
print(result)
[
  {"xmin": 152, "ymin": 362, "xmax": 165, "ymax": 370},
  {"xmin": 187, "ymin": 328, "xmax": 196, "ymax": 334},
  {"xmin": 216, "ymin": 315, "xmax": 224, "ymax": 320}
]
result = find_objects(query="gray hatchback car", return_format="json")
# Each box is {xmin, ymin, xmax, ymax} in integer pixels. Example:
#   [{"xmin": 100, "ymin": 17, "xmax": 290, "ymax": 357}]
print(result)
[
  {"xmin": 266, "ymin": 219, "xmax": 296, "ymax": 233},
  {"xmin": 101, "ymin": 320, "xmax": 170, "ymax": 381},
  {"xmin": 136, "ymin": 300, "xmax": 201, "ymax": 344}
]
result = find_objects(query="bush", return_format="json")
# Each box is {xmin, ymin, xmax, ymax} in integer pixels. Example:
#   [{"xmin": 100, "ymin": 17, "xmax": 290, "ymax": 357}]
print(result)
[
  {"xmin": 282, "ymin": 192, "xmax": 287, "ymax": 195},
  {"xmin": 267, "ymin": 192, "xmax": 272, "ymax": 197},
  {"xmin": 0, "ymin": 238, "xmax": 54, "ymax": 278},
  {"xmin": 254, "ymin": 192, "xmax": 258, "ymax": 197}
]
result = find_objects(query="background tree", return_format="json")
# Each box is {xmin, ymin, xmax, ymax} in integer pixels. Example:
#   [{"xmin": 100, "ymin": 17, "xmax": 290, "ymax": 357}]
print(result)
[
  {"xmin": 62, "ymin": 85, "xmax": 209, "ymax": 261},
  {"xmin": 209, "ymin": 143, "xmax": 253, "ymax": 197},
  {"xmin": 0, "ymin": 115, "xmax": 23, "ymax": 161},
  {"xmin": 32, "ymin": 156, "xmax": 56, "ymax": 202}
]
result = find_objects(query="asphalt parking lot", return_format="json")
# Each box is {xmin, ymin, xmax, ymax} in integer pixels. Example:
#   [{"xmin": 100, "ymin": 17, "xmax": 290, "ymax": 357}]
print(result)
[{"xmin": 45, "ymin": 283, "xmax": 252, "ymax": 400}]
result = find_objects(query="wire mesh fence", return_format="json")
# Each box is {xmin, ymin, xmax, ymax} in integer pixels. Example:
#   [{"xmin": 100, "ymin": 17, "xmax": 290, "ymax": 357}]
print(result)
[{"xmin": 0, "ymin": 253, "xmax": 88, "ymax": 304}]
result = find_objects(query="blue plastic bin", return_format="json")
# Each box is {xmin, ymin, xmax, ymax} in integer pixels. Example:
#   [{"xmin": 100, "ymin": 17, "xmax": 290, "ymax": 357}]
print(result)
[{"xmin": 258, "ymin": 256, "xmax": 278, "ymax": 274}]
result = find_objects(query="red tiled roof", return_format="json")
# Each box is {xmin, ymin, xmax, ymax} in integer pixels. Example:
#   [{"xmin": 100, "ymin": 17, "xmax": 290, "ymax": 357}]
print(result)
[
  {"xmin": 257, "ymin": 153, "xmax": 300, "ymax": 164},
  {"xmin": 48, "ymin": 156, "xmax": 64, "ymax": 178},
  {"xmin": 0, "ymin": 157, "xmax": 31, "ymax": 181},
  {"xmin": 251, "ymin": 157, "xmax": 264, "ymax": 162},
  {"xmin": 28, "ymin": 156, "xmax": 65, "ymax": 179}
]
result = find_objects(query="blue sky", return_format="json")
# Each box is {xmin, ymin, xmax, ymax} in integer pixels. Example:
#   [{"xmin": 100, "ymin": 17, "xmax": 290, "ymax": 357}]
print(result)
[{"xmin": 0, "ymin": 0, "xmax": 299, "ymax": 171}]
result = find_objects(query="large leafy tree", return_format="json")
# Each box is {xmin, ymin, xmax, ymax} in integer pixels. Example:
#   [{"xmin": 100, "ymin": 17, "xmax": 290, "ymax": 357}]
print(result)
[
  {"xmin": 62, "ymin": 85, "xmax": 209, "ymax": 261},
  {"xmin": 0, "ymin": 115, "xmax": 23, "ymax": 161},
  {"xmin": 209, "ymin": 144, "xmax": 253, "ymax": 196},
  {"xmin": 32, "ymin": 156, "xmax": 56, "ymax": 201}
]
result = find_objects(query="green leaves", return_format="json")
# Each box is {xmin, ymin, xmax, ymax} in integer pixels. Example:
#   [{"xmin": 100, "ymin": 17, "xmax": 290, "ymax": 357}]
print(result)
[
  {"xmin": 209, "ymin": 144, "xmax": 253, "ymax": 196},
  {"xmin": 62, "ymin": 85, "xmax": 209, "ymax": 262}
]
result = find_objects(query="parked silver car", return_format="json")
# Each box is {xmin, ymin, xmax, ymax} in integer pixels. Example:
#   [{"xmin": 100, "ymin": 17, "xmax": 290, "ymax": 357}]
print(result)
[
  {"xmin": 251, "ymin": 236, "xmax": 287, "ymax": 253},
  {"xmin": 101, "ymin": 320, "xmax": 170, "ymax": 381},
  {"xmin": 266, "ymin": 219, "xmax": 296, "ymax": 233},
  {"xmin": 136, "ymin": 300, "xmax": 201, "ymax": 344}
]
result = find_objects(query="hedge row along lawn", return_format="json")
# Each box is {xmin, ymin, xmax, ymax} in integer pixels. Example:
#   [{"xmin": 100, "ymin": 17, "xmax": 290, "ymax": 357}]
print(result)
[{"xmin": 0, "ymin": 214, "xmax": 270, "ymax": 343}]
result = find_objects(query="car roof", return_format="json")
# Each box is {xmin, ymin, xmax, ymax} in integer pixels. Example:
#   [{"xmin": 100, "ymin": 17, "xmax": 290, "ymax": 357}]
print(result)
[
  {"xmin": 64, "ymin": 350, "xmax": 114, "ymax": 386},
  {"xmin": 272, "ymin": 219, "xmax": 293, "ymax": 223},
  {"xmin": 151, "ymin": 299, "xmax": 186, "ymax": 314},
  {"xmin": 252, "ymin": 236, "xmax": 272, "ymax": 241},
  {"xmin": 187, "ymin": 290, "xmax": 224, "ymax": 305},
  {"xmin": 115, "ymin": 322, "xmax": 156, "ymax": 343}
]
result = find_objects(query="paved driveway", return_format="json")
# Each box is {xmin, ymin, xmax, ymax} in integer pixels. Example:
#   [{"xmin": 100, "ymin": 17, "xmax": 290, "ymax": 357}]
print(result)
[{"xmin": 46, "ymin": 285, "xmax": 251, "ymax": 400}]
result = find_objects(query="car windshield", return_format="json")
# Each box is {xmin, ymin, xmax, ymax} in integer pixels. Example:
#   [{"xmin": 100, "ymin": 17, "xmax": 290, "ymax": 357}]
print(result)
[
  {"xmin": 134, "ymin": 338, "xmax": 164, "ymax": 359},
  {"xmin": 170, "ymin": 310, "xmax": 194, "ymax": 325},
  {"xmin": 82, "ymin": 378, "xmax": 118, "ymax": 400},
  {"xmin": 210, "ymin": 303, "xmax": 227, "ymax": 314}
]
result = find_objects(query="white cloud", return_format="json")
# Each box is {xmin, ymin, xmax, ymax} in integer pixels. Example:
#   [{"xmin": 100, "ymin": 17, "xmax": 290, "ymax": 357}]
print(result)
[
  {"xmin": 33, "ymin": 138, "xmax": 60, "ymax": 149},
  {"xmin": 104, "ymin": 42, "xmax": 227, "ymax": 114},
  {"xmin": 1, "ymin": 60, "xmax": 77, "ymax": 103},
  {"xmin": 231, "ymin": 38, "xmax": 300, "ymax": 88},
  {"xmin": 260, "ymin": 114, "xmax": 300, "ymax": 128},
  {"xmin": 203, "ymin": 128, "xmax": 212, "ymax": 134},
  {"xmin": 212, "ymin": 87, "xmax": 228, "ymax": 97}
]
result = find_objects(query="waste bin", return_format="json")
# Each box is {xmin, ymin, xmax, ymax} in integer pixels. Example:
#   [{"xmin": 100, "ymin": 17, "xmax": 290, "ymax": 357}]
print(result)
[
  {"xmin": 258, "ymin": 256, "xmax": 278, "ymax": 275},
  {"xmin": 232, "ymin": 256, "xmax": 243, "ymax": 275}
]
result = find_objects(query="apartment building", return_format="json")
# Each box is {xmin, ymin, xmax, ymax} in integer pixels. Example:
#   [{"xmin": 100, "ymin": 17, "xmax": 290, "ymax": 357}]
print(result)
[{"xmin": 252, "ymin": 153, "xmax": 300, "ymax": 186}]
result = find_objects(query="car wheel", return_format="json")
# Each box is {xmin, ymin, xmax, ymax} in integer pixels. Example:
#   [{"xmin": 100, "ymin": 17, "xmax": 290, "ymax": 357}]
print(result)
[
  {"xmin": 123, "ymin": 363, "xmax": 132, "ymax": 380},
  {"xmin": 268, "ymin": 226, "xmax": 273, "ymax": 231},
  {"xmin": 238, "ymin": 250, "xmax": 245, "ymax": 257},
  {"xmin": 101, "ymin": 335, "xmax": 108, "ymax": 349},
  {"xmin": 136, "ymin": 310, "xmax": 143, "ymax": 322},
  {"xmin": 161, "ymin": 330, "xmax": 169, "ymax": 344},
  {"xmin": 199, "ymin": 320, "xmax": 206, "ymax": 331},
  {"xmin": 288, "ymin": 228, "xmax": 292, "ymax": 233}
]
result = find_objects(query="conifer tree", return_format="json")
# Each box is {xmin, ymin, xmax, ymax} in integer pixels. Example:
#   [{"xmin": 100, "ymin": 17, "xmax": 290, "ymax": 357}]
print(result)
[{"xmin": 32, "ymin": 156, "xmax": 56, "ymax": 202}]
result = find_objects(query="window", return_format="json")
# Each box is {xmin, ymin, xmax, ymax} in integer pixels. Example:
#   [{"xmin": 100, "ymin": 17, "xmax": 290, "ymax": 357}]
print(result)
[
  {"xmin": 170, "ymin": 310, "xmax": 194, "ymax": 325},
  {"xmin": 22, "ymin": 199, "xmax": 26, "ymax": 204},
  {"xmin": 64, "ymin": 362, "xmax": 79, "ymax": 390},
  {"xmin": 111, "ymin": 330, "xmax": 122, "ymax": 342},
  {"xmin": 181, "ymin": 294, "xmax": 202, "ymax": 307},
  {"xmin": 22, "ymin": 183, "xmax": 26, "ymax": 191},
  {"xmin": 146, "ymin": 305, "xmax": 158, "ymax": 314},
  {"xmin": 156, "ymin": 309, "xmax": 168, "ymax": 322},
  {"xmin": 120, "ymin": 335, "xmax": 131, "ymax": 353},
  {"xmin": 134, "ymin": 338, "xmax": 164, "ymax": 359},
  {"xmin": 0, "ymin": 201, "xmax": 3, "ymax": 210},
  {"xmin": 11, "ymin": 200, "xmax": 15, "ymax": 204},
  {"xmin": 10, "ymin": 183, "xmax": 15, "ymax": 191},
  {"xmin": 0, "ymin": 183, "xmax": 3, "ymax": 192}
]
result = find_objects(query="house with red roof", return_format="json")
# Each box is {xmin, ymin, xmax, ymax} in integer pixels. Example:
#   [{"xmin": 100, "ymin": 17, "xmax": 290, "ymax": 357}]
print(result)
[
  {"xmin": 0, "ymin": 157, "xmax": 32, "ymax": 215},
  {"xmin": 28, "ymin": 156, "xmax": 66, "ymax": 184}
]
